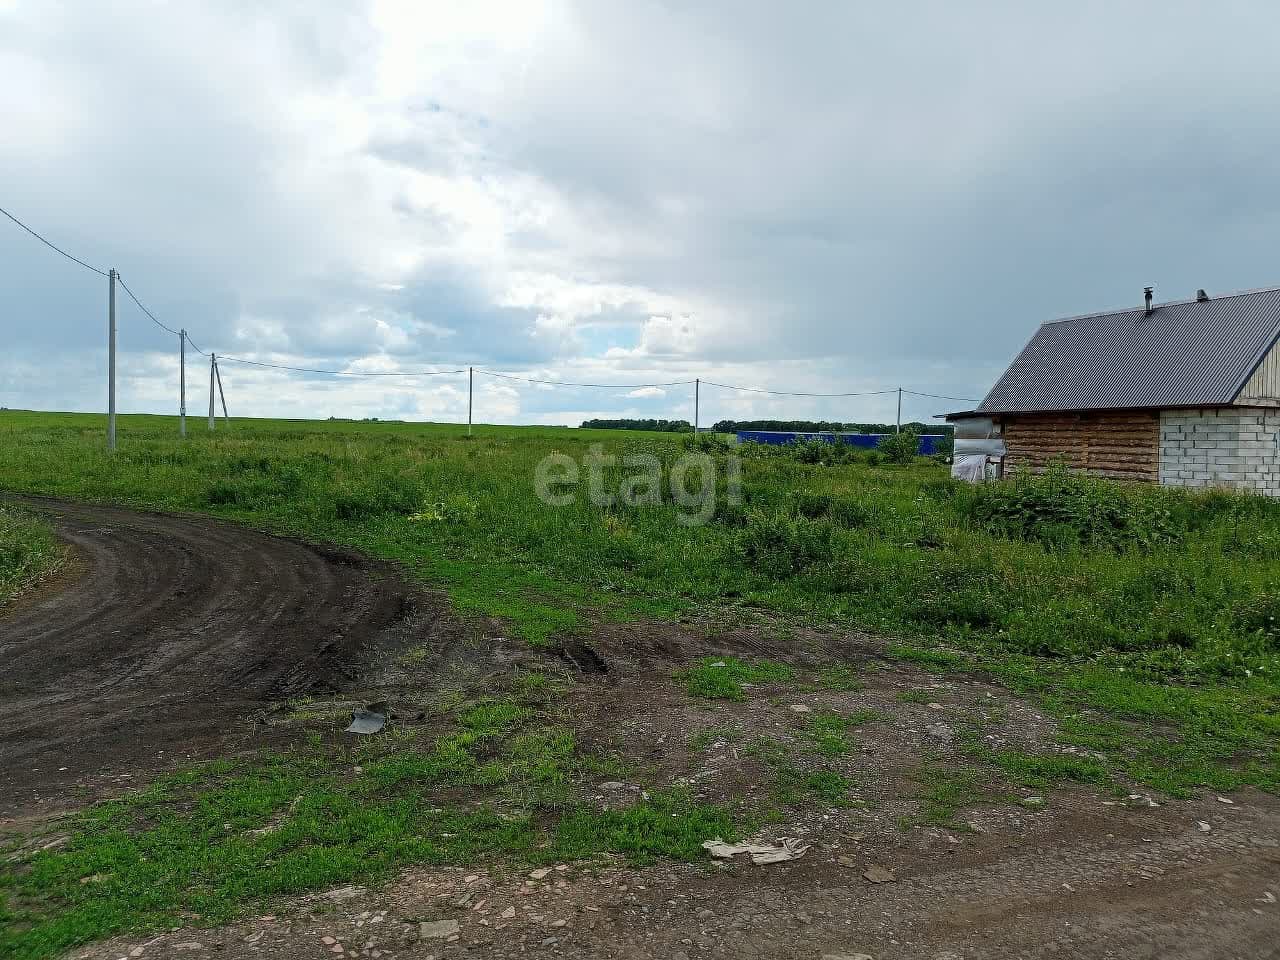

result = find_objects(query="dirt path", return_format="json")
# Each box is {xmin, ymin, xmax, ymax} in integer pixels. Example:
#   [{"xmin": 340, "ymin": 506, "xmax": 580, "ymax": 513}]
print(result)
[{"xmin": 0, "ymin": 496, "xmax": 412, "ymax": 817}]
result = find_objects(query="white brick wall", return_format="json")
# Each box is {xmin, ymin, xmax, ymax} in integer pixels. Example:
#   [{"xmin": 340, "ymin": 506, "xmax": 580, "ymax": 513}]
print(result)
[{"xmin": 1159, "ymin": 408, "xmax": 1280, "ymax": 496}]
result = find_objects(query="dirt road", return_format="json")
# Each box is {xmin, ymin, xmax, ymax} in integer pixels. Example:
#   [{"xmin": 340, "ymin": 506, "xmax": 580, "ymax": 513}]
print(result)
[{"xmin": 0, "ymin": 496, "xmax": 411, "ymax": 816}]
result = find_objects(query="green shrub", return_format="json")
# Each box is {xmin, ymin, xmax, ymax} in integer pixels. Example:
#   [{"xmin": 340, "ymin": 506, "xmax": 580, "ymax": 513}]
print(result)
[
  {"xmin": 963, "ymin": 464, "xmax": 1180, "ymax": 551},
  {"xmin": 790, "ymin": 491, "xmax": 872, "ymax": 527},
  {"xmin": 737, "ymin": 511, "xmax": 835, "ymax": 577},
  {"xmin": 877, "ymin": 429, "xmax": 919, "ymax": 465}
]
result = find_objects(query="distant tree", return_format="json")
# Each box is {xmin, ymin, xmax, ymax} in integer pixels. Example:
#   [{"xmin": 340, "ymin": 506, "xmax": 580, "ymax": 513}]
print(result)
[
  {"xmin": 715, "ymin": 419, "xmax": 953, "ymax": 437},
  {"xmin": 580, "ymin": 418, "xmax": 694, "ymax": 433}
]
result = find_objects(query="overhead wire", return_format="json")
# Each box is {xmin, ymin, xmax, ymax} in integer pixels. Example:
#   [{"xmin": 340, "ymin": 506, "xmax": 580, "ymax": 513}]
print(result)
[
  {"xmin": 901, "ymin": 388, "xmax": 982, "ymax": 403},
  {"xmin": 0, "ymin": 204, "xmax": 109, "ymax": 277},
  {"xmin": 2, "ymin": 203, "xmax": 979, "ymax": 407},
  {"xmin": 117, "ymin": 275, "xmax": 182, "ymax": 336},
  {"xmin": 479, "ymin": 370, "xmax": 696, "ymax": 389},
  {"xmin": 700, "ymin": 380, "xmax": 898, "ymax": 398},
  {"xmin": 215, "ymin": 355, "xmax": 466, "ymax": 377}
]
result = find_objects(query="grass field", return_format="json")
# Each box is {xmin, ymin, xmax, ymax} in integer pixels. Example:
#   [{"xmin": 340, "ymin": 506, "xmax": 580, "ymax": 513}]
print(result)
[
  {"xmin": 0, "ymin": 409, "xmax": 1277, "ymax": 793},
  {"xmin": 2, "ymin": 409, "xmax": 1279, "ymax": 957}
]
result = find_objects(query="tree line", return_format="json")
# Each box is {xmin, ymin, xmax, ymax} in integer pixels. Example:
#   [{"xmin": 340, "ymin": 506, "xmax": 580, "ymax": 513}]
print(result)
[
  {"xmin": 580, "ymin": 418, "xmax": 694, "ymax": 433},
  {"xmin": 712, "ymin": 419, "xmax": 951, "ymax": 435}
]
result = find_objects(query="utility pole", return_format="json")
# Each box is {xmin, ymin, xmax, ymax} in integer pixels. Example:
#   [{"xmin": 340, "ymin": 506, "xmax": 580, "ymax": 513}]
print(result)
[
  {"xmin": 214, "ymin": 359, "xmax": 229, "ymax": 422},
  {"xmin": 208, "ymin": 353, "xmax": 217, "ymax": 431},
  {"xmin": 694, "ymin": 378, "xmax": 700, "ymax": 432},
  {"xmin": 179, "ymin": 330, "xmax": 187, "ymax": 438},
  {"xmin": 896, "ymin": 387, "xmax": 902, "ymax": 434},
  {"xmin": 468, "ymin": 366, "xmax": 473, "ymax": 436},
  {"xmin": 107, "ymin": 269, "xmax": 117, "ymax": 451}
]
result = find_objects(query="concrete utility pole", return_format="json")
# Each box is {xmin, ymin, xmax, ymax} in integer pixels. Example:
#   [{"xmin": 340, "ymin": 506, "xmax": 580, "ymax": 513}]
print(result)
[
  {"xmin": 896, "ymin": 387, "xmax": 902, "ymax": 434},
  {"xmin": 208, "ymin": 353, "xmax": 217, "ymax": 431},
  {"xmin": 107, "ymin": 269, "xmax": 117, "ymax": 451},
  {"xmin": 179, "ymin": 330, "xmax": 187, "ymax": 438},
  {"xmin": 214, "ymin": 359, "xmax": 229, "ymax": 422},
  {"xmin": 468, "ymin": 366, "xmax": 473, "ymax": 436},
  {"xmin": 694, "ymin": 378, "xmax": 700, "ymax": 432}
]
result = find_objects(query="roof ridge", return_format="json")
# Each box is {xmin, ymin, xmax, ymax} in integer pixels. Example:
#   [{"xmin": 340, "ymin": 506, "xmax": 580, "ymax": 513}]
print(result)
[{"xmin": 1041, "ymin": 283, "xmax": 1280, "ymax": 327}]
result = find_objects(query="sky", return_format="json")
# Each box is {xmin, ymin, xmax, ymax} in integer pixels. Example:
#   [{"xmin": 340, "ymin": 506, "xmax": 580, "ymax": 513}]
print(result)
[{"xmin": 4, "ymin": 0, "xmax": 1280, "ymax": 428}]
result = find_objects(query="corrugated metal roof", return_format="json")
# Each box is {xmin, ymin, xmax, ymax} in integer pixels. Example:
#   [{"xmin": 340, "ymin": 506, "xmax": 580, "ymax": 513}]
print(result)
[{"xmin": 976, "ymin": 287, "xmax": 1280, "ymax": 414}]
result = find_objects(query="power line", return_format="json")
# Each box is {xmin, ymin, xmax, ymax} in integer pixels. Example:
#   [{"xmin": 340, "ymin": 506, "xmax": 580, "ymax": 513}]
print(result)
[
  {"xmin": 184, "ymin": 331, "xmax": 208, "ymax": 356},
  {"xmin": 479, "ymin": 370, "xmax": 696, "ymax": 389},
  {"xmin": 701, "ymin": 379, "xmax": 898, "ymax": 398},
  {"xmin": 116, "ymin": 275, "xmax": 182, "ymax": 336},
  {"xmin": 902, "ymin": 388, "xmax": 981, "ymax": 403},
  {"xmin": 215, "ymin": 354, "xmax": 467, "ymax": 377},
  {"xmin": 0, "ymin": 204, "xmax": 109, "ymax": 277},
  {"xmin": 2, "ymin": 202, "xmax": 982, "ymax": 407}
]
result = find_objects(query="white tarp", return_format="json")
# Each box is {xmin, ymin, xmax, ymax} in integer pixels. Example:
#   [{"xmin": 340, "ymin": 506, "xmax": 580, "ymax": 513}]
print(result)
[{"xmin": 951, "ymin": 454, "xmax": 990, "ymax": 483}]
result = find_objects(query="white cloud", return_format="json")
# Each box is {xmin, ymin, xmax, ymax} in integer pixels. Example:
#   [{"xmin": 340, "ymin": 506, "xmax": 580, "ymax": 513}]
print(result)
[{"xmin": 5, "ymin": 1, "xmax": 1280, "ymax": 425}]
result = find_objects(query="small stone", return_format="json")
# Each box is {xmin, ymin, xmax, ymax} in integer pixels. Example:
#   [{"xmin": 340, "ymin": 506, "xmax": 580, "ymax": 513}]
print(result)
[
  {"xmin": 598, "ymin": 781, "xmax": 627, "ymax": 790},
  {"xmin": 322, "ymin": 937, "xmax": 336, "ymax": 946},
  {"xmin": 1198, "ymin": 820, "xmax": 1212, "ymax": 832},
  {"xmin": 927, "ymin": 702, "xmax": 944, "ymax": 710},
  {"xmin": 418, "ymin": 920, "xmax": 460, "ymax": 940},
  {"xmin": 926, "ymin": 723, "xmax": 953, "ymax": 741},
  {"xmin": 550, "ymin": 919, "xmax": 567, "ymax": 928},
  {"xmin": 696, "ymin": 908, "xmax": 714, "ymax": 919},
  {"xmin": 501, "ymin": 907, "xmax": 516, "ymax": 919},
  {"xmin": 529, "ymin": 867, "xmax": 553, "ymax": 880},
  {"xmin": 1020, "ymin": 796, "xmax": 1046, "ymax": 808},
  {"xmin": 862, "ymin": 865, "xmax": 895, "ymax": 884},
  {"xmin": 1217, "ymin": 796, "xmax": 1235, "ymax": 805},
  {"xmin": 130, "ymin": 949, "xmax": 144, "ymax": 958},
  {"xmin": 788, "ymin": 704, "xmax": 811, "ymax": 713}
]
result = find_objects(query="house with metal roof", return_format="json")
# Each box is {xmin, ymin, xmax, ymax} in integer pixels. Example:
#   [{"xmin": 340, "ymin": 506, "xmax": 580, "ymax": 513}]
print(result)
[{"xmin": 947, "ymin": 286, "xmax": 1280, "ymax": 493}]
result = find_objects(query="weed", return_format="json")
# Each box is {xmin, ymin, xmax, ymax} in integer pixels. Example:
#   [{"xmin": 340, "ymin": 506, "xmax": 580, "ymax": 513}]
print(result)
[
  {"xmin": 815, "ymin": 665, "xmax": 865, "ymax": 691},
  {"xmin": 680, "ymin": 657, "xmax": 795, "ymax": 701},
  {"xmin": 802, "ymin": 710, "xmax": 886, "ymax": 755},
  {"xmin": 916, "ymin": 765, "xmax": 984, "ymax": 828}
]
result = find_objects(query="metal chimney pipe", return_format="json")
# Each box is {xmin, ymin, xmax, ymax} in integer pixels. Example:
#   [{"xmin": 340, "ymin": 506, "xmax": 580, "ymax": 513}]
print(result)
[{"xmin": 1144, "ymin": 286, "xmax": 1154, "ymax": 316}]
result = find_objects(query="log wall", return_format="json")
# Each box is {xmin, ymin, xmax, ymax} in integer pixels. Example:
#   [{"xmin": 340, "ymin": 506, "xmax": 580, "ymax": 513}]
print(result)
[{"xmin": 1001, "ymin": 411, "xmax": 1159, "ymax": 482}]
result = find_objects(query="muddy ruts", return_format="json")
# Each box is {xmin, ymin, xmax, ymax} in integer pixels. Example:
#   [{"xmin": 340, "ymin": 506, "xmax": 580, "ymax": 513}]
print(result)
[{"xmin": 0, "ymin": 495, "xmax": 410, "ymax": 815}]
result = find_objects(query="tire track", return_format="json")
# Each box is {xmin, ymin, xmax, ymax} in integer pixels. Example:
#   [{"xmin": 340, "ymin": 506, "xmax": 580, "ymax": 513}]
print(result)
[{"xmin": 0, "ymin": 496, "xmax": 413, "ymax": 816}]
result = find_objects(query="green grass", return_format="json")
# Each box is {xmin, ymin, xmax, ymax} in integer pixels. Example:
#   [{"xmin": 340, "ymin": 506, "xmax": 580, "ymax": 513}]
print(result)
[
  {"xmin": 897, "ymin": 689, "xmax": 933, "ymax": 704},
  {"xmin": 802, "ymin": 709, "xmax": 887, "ymax": 755},
  {"xmin": 5, "ymin": 411, "xmax": 1280, "ymax": 951},
  {"xmin": 680, "ymin": 656, "xmax": 795, "ymax": 700},
  {"xmin": 0, "ymin": 411, "xmax": 1276, "ymax": 795},
  {"xmin": 915, "ymin": 765, "xmax": 984, "ymax": 829},
  {"xmin": 814, "ymin": 665, "xmax": 865, "ymax": 691},
  {"xmin": 0, "ymin": 505, "xmax": 60, "ymax": 604},
  {"xmin": 0, "ymin": 696, "xmax": 735, "ymax": 960}
]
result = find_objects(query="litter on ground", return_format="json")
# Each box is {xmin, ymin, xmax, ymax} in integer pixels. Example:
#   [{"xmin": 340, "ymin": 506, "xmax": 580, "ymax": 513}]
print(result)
[{"xmin": 702, "ymin": 837, "xmax": 810, "ymax": 865}]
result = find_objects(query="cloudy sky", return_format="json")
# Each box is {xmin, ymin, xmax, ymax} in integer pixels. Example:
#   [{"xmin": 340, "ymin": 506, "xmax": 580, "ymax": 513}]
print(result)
[{"xmin": 3, "ymin": 1, "xmax": 1279, "ymax": 427}]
